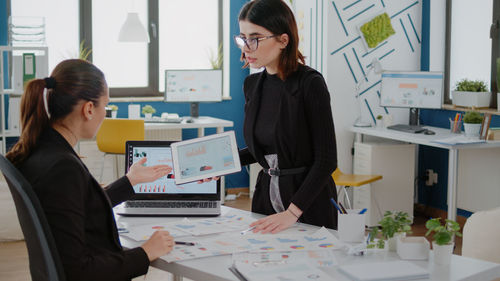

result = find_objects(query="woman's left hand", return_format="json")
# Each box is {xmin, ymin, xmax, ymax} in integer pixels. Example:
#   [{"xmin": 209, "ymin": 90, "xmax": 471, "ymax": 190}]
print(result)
[
  {"xmin": 249, "ymin": 210, "xmax": 299, "ymax": 234},
  {"xmin": 126, "ymin": 157, "xmax": 172, "ymax": 186}
]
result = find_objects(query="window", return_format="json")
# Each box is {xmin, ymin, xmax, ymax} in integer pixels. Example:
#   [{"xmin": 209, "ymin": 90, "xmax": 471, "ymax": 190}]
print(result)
[
  {"xmin": 83, "ymin": 0, "xmax": 223, "ymax": 97},
  {"xmin": 445, "ymin": 0, "xmax": 498, "ymax": 104}
]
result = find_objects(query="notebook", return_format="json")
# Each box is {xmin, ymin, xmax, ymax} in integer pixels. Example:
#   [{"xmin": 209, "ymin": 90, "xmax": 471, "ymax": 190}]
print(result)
[
  {"xmin": 115, "ymin": 140, "xmax": 221, "ymax": 217},
  {"xmin": 338, "ymin": 260, "xmax": 429, "ymax": 281}
]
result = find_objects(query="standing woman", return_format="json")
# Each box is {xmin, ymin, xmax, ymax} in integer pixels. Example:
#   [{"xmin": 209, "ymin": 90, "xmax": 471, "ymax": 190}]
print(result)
[
  {"xmin": 236, "ymin": 0, "xmax": 338, "ymax": 233},
  {"xmin": 6, "ymin": 59, "xmax": 174, "ymax": 281}
]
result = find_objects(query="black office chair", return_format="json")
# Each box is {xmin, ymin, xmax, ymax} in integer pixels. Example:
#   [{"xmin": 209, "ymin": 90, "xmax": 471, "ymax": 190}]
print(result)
[{"xmin": 0, "ymin": 155, "xmax": 66, "ymax": 281}]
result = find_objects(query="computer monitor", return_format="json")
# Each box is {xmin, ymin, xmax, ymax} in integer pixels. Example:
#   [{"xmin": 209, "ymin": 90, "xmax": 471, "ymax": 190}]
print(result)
[
  {"xmin": 164, "ymin": 69, "xmax": 223, "ymax": 119},
  {"xmin": 380, "ymin": 71, "xmax": 443, "ymax": 126}
]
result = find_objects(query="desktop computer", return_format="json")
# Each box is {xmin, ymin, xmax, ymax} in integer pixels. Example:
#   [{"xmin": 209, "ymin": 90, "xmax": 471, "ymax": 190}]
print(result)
[
  {"xmin": 164, "ymin": 69, "xmax": 222, "ymax": 120},
  {"xmin": 380, "ymin": 71, "xmax": 444, "ymax": 134}
]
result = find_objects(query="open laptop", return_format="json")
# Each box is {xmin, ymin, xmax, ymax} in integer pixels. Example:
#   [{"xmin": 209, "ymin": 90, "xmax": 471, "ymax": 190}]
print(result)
[{"xmin": 115, "ymin": 140, "xmax": 221, "ymax": 216}]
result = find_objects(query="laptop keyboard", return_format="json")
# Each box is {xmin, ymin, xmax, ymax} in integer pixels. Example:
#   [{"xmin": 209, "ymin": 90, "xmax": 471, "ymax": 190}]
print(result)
[{"xmin": 125, "ymin": 201, "xmax": 218, "ymax": 208}]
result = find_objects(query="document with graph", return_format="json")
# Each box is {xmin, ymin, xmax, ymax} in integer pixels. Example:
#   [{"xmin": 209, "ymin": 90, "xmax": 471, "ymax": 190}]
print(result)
[{"xmin": 171, "ymin": 131, "xmax": 241, "ymax": 184}]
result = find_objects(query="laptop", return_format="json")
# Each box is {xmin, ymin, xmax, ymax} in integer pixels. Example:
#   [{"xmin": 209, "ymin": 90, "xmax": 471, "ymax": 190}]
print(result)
[{"xmin": 115, "ymin": 140, "xmax": 221, "ymax": 216}]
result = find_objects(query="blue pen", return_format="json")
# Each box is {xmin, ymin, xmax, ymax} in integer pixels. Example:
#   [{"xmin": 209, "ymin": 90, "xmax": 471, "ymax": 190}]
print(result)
[
  {"xmin": 330, "ymin": 198, "xmax": 344, "ymax": 214},
  {"xmin": 359, "ymin": 208, "xmax": 367, "ymax": 214}
]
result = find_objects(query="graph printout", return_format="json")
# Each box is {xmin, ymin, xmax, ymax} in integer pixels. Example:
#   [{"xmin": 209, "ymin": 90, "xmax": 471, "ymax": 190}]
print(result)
[{"xmin": 171, "ymin": 131, "xmax": 241, "ymax": 184}]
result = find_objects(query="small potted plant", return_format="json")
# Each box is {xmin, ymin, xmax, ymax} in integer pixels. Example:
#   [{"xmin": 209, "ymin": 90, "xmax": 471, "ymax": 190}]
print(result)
[
  {"xmin": 376, "ymin": 115, "xmax": 383, "ymax": 128},
  {"xmin": 452, "ymin": 79, "xmax": 490, "ymax": 108},
  {"xmin": 462, "ymin": 111, "xmax": 483, "ymax": 138},
  {"xmin": 108, "ymin": 104, "xmax": 118, "ymax": 118},
  {"xmin": 425, "ymin": 218, "xmax": 462, "ymax": 265},
  {"xmin": 368, "ymin": 211, "xmax": 412, "ymax": 251},
  {"xmin": 141, "ymin": 105, "xmax": 156, "ymax": 119}
]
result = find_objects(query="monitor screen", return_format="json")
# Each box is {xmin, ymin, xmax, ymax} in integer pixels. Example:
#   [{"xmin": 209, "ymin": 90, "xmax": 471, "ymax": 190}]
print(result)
[
  {"xmin": 380, "ymin": 71, "xmax": 443, "ymax": 109},
  {"xmin": 164, "ymin": 69, "xmax": 223, "ymax": 103}
]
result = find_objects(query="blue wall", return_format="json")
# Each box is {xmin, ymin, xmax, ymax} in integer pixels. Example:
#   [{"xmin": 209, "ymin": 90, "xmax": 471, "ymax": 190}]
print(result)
[
  {"xmin": 0, "ymin": 0, "xmax": 251, "ymax": 188},
  {"xmin": 419, "ymin": 0, "xmax": 499, "ymax": 216}
]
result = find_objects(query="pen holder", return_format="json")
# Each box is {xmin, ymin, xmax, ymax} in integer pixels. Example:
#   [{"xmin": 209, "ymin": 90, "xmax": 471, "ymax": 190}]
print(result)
[
  {"xmin": 449, "ymin": 120, "xmax": 462, "ymax": 134},
  {"xmin": 338, "ymin": 210, "xmax": 366, "ymax": 243}
]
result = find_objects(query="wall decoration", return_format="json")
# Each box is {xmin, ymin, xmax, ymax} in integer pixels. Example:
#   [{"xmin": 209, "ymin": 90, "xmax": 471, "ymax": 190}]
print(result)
[{"xmin": 359, "ymin": 12, "xmax": 395, "ymax": 50}]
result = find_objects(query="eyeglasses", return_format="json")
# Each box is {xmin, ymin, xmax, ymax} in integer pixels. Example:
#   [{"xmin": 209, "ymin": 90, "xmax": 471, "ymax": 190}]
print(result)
[{"xmin": 233, "ymin": 35, "xmax": 278, "ymax": 51}]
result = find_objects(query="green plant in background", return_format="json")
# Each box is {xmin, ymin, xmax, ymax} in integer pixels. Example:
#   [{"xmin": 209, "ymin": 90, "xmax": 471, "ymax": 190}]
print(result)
[
  {"xmin": 462, "ymin": 111, "xmax": 483, "ymax": 124},
  {"xmin": 208, "ymin": 43, "xmax": 223, "ymax": 69},
  {"xmin": 108, "ymin": 104, "xmax": 118, "ymax": 111},
  {"xmin": 454, "ymin": 79, "xmax": 488, "ymax": 92},
  {"xmin": 360, "ymin": 13, "xmax": 395, "ymax": 48},
  {"xmin": 376, "ymin": 115, "xmax": 383, "ymax": 120},
  {"xmin": 367, "ymin": 211, "xmax": 412, "ymax": 249},
  {"xmin": 79, "ymin": 40, "xmax": 92, "ymax": 61},
  {"xmin": 141, "ymin": 105, "xmax": 156, "ymax": 115},
  {"xmin": 425, "ymin": 218, "xmax": 462, "ymax": 246}
]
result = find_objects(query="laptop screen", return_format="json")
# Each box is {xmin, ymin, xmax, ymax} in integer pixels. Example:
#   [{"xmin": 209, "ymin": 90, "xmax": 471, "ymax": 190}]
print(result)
[{"xmin": 125, "ymin": 141, "xmax": 220, "ymax": 201}]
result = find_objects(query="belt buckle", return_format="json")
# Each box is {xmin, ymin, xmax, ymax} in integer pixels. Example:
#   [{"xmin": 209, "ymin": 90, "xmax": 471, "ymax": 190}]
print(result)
[{"xmin": 267, "ymin": 168, "xmax": 279, "ymax": 176}]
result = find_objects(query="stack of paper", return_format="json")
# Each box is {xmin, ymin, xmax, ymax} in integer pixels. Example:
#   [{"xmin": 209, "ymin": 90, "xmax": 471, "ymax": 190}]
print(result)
[
  {"xmin": 338, "ymin": 260, "xmax": 429, "ymax": 281},
  {"xmin": 432, "ymin": 135, "xmax": 485, "ymax": 145}
]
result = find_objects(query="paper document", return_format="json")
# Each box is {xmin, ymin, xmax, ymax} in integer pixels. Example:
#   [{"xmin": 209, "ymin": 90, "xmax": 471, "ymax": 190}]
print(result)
[{"xmin": 432, "ymin": 135, "xmax": 486, "ymax": 145}]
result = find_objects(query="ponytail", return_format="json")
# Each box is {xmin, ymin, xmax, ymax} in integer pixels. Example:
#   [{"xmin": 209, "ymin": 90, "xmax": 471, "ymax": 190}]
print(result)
[{"xmin": 6, "ymin": 79, "xmax": 51, "ymax": 166}]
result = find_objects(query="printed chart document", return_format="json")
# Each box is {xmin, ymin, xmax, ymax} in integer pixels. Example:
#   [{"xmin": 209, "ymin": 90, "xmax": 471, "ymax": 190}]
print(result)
[
  {"xmin": 338, "ymin": 260, "xmax": 429, "ymax": 281},
  {"xmin": 171, "ymin": 131, "xmax": 241, "ymax": 184}
]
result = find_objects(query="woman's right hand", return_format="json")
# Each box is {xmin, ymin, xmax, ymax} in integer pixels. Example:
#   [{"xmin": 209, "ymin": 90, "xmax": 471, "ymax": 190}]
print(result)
[{"xmin": 140, "ymin": 230, "xmax": 174, "ymax": 261}]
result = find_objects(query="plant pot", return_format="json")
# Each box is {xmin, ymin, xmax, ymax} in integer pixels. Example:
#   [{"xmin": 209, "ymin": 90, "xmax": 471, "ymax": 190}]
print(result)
[
  {"xmin": 452, "ymin": 91, "xmax": 491, "ymax": 108},
  {"xmin": 432, "ymin": 242, "xmax": 454, "ymax": 265},
  {"xmin": 144, "ymin": 113, "xmax": 153, "ymax": 119},
  {"xmin": 388, "ymin": 232, "xmax": 406, "ymax": 252},
  {"xmin": 111, "ymin": 111, "xmax": 117, "ymax": 118},
  {"xmin": 376, "ymin": 119, "xmax": 384, "ymax": 128},
  {"xmin": 397, "ymin": 237, "xmax": 430, "ymax": 260},
  {"xmin": 463, "ymin": 123, "xmax": 481, "ymax": 138}
]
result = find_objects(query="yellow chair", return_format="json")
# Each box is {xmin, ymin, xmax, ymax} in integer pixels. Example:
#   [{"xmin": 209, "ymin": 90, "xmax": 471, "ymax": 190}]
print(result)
[
  {"xmin": 332, "ymin": 168, "xmax": 382, "ymax": 209},
  {"xmin": 96, "ymin": 118, "xmax": 145, "ymax": 181}
]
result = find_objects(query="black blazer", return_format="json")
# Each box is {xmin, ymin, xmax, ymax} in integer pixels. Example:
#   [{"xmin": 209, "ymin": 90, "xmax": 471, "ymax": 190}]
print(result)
[
  {"xmin": 240, "ymin": 65, "xmax": 338, "ymax": 229},
  {"xmin": 19, "ymin": 128, "xmax": 149, "ymax": 281}
]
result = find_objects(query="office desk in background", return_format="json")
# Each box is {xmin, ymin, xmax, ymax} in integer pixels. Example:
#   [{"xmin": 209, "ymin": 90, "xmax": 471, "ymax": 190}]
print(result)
[
  {"xmin": 350, "ymin": 125, "xmax": 500, "ymax": 222},
  {"xmin": 117, "ymin": 206, "xmax": 500, "ymax": 281},
  {"xmin": 145, "ymin": 116, "xmax": 234, "ymax": 141}
]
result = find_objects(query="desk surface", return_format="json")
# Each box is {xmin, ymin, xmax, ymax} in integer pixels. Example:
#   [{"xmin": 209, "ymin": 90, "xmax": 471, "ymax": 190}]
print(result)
[
  {"xmin": 350, "ymin": 125, "xmax": 500, "ymax": 150},
  {"xmin": 144, "ymin": 116, "xmax": 233, "ymax": 130},
  {"xmin": 117, "ymin": 206, "xmax": 500, "ymax": 281}
]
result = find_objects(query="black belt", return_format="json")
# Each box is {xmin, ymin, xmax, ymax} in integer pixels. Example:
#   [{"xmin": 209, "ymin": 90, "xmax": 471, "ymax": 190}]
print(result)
[{"xmin": 262, "ymin": 167, "xmax": 308, "ymax": 176}]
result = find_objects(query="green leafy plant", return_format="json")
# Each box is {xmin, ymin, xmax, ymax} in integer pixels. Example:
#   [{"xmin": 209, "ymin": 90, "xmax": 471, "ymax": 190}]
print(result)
[
  {"xmin": 454, "ymin": 79, "xmax": 488, "ymax": 92},
  {"xmin": 208, "ymin": 43, "xmax": 223, "ymax": 69},
  {"xmin": 79, "ymin": 40, "xmax": 92, "ymax": 61},
  {"xmin": 360, "ymin": 13, "xmax": 395, "ymax": 48},
  {"xmin": 425, "ymin": 218, "xmax": 462, "ymax": 246},
  {"xmin": 108, "ymin": 104, "xmax": 118, "ymax": 111},
  {"xmin": 462, "ymin": 111, "xmax": 483, "ymax": 124},
  {"xmin": 376, "ymin": 115, "xmax": 383, "ymax": 120},
  {"xmin": 367, "ymin": 211, "xmax": 412, "ymax": 249},
  {"xmin": 141, "ymin": 105, "xmax": 156, "ymax": 115}
]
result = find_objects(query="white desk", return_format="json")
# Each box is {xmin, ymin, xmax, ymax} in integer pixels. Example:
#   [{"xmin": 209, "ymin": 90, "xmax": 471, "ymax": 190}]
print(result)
[
  {"xmin": 117, "ymin": 206, "xmax": 500, "ymax": 281},
  {"xmin": 145, "ymin": 116, "xmax": 234, "ymax": 138},
  {"xmin": 350, "ymin": 126, "xmax": 500, "ymax": 222}
]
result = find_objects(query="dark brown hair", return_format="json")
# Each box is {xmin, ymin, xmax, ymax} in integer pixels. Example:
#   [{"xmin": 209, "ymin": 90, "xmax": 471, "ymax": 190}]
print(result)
[
  {"xmin": 6, "ymin": 59, "xmax": 106, "ymax": 166},
  {"xmin": 239, "ymin": 0, "xmax": 305, "ymax": 80}
]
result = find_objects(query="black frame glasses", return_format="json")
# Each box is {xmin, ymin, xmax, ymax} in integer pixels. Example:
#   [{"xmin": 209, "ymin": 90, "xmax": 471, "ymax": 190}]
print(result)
[{"xmin": 233, "ymin": 35, "xmax": 278, "ymax": 51}]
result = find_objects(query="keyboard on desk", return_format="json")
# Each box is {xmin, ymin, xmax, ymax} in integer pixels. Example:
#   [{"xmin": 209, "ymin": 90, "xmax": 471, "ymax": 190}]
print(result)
[
  {"xmin": 125, "ymin": 200, "xmax": 218, "ymax": 208},
  {"xmin": 387, "ymin": 124, "xmax": 425, "ymax": 134},
  {"xmin": 144, "ymin": 118, "xmax": 183, "ymax": 123}
]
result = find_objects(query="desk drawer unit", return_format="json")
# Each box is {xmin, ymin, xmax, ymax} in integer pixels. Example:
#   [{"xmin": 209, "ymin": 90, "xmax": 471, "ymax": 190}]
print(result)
[{"xmin": 353, "ymin": 142, "xmax": 415, "ymax": 226}]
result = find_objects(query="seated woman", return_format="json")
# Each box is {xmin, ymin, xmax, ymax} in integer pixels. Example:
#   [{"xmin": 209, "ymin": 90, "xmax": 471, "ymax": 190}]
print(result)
[{"xmin": 6, "ymin": 59, "xmax": 174, "ymax": 281}]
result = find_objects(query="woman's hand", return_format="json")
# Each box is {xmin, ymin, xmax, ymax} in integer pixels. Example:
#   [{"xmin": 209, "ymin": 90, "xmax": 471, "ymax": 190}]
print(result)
[
  {"xmin": 140, "ymin": 230, "xmax": 175, "ymax": 261},
  {"xmin": 126, "ymin": 157, "xmax": 172, "ymax": 186}
]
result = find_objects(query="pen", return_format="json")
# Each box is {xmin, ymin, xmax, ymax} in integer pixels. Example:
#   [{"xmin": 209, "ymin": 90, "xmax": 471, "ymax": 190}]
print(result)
[
  {"xmin": 240, "ymin": 226, "xmax": 256, "ymax": 235},
  {"xmin": 338, "ymin": 202, "xmax": 348, "ymax": 214},
  {"xmin": 175, "ymin": 241, "xmax": 195, "ymax": 246},
  {"xmin": 330, "ymin": 198, "xmax": 344, "ymax": 214},
  {"xmin": 359, "ymin": 208, "xmax": 367, "ymax": 214}
]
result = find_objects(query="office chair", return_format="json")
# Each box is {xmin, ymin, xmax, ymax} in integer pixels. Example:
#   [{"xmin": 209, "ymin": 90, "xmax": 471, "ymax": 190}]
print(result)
[
  {"xmin": 332, "ymin": 168, "xmax": 382, "ymax": 209},
  {"xmin": 462, "ymin": 207, "xmax": 500, "ymax": 266},
  {"xmin": 96, "ymin": 118, "xmax": 145, "ymax": 181},
  {"xmin": 0, "ymin": 155, "xmax": 66, "ymax": 281}
]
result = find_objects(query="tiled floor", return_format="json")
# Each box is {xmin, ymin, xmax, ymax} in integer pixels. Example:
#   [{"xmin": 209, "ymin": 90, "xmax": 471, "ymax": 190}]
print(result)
[{"xmin": 0, "ymin": 195, "xmax": 462, "ymax": 280}]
